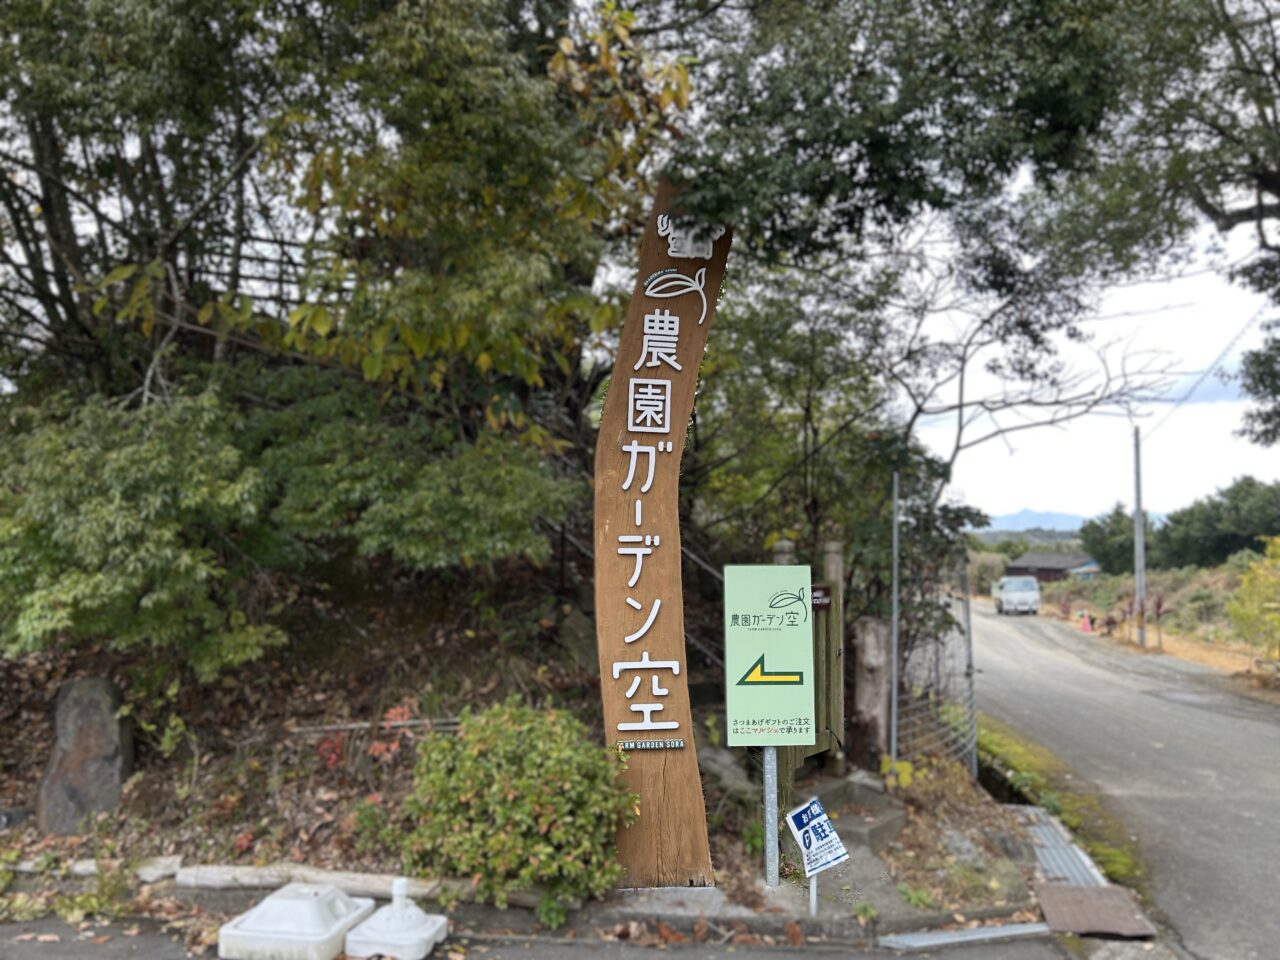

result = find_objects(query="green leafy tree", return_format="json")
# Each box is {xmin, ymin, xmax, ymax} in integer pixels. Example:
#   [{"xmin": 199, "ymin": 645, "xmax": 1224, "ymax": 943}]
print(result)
[
  {"xmin": 686, "ymin": 274, "xmax": 985, "ymax": 658},
  {"xmin": 1228, "ymin": 536, "xmax": 1280, "ymax": 660},
  {"xmin": 1080, "ymin": 504, "xmax": 1140, "ymax": 575},
  {"xmin": 0, "ymin": 1, "xmax": 684, "ymax": 674},
  {"xmin": 992, "ymin": 539, "xmax": 1031, "ymax": 562},
  {"xmin": 1241, "ymin": 334, "xmax": 1280, "ymax": 445},
  {"xmin": 1154, "ymin": 477, "xmax": 1280, "ymax": 569},
  {"xmin": 966, "ymin": 1, "xmax": 1280, "ymax": 442},
  {"xmin": 669, "ymin": 0, "xmax": 1129, "ymax": 260},
  {"xmin": 0, "ymin": 394, "xmax": 289, "ymax": 680}
]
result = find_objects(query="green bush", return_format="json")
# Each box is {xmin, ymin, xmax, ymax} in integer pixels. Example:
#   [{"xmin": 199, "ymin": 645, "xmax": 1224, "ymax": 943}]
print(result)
[
  {"xmin": 1228, "ymin": 537, "xmax": 1280, "ymax": 660},
  {"xmin": 0, "ymin": 369, "xmax": 582, "ymax": 680},
  {"xmin": 0, "ymin": 393, "xmax": 291, "ymax": 680},
  {"xmin": 402, "ymin": 701, "xmax": 637, "ymax": 927}
]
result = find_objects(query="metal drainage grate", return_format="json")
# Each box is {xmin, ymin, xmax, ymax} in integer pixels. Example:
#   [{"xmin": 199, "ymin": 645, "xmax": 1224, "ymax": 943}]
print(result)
[{"xmin": 1005, "ymin": 804, "xmax": 1107, "ymax": 888}]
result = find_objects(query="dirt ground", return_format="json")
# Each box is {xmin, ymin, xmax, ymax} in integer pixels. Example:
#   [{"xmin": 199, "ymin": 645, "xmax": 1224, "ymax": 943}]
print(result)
[{"xmin": 1038, "ymin": 607, "xmax": 1278, "ymax": 689}]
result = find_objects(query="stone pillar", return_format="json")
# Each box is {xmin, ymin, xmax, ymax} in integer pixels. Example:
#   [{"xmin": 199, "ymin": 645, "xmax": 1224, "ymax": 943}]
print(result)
[{"xmin": 38, "ymin": 678, "xmax": 134, "ymax": 835}]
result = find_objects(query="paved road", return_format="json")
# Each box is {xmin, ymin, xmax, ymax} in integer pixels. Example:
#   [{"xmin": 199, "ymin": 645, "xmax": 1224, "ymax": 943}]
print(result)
[
  {"xmin": 1, "ymin": 916, "xmax": 1075, "ymax": 959},
  {"xmin": 972, "ymin": 603, "xmax": 1280, "ymax": 960}
]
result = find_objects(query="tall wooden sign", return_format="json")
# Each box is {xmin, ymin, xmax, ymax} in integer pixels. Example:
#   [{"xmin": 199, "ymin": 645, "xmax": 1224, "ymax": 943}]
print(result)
[{"xmin": 594, "ymin": 185, "xmax": 732, "ymax": 887}]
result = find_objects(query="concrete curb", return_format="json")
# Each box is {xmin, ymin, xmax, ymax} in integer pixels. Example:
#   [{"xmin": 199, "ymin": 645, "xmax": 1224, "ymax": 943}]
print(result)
[{"xmin": 8, "ymin": 858, "xmax": 1042, "ymax": 948}]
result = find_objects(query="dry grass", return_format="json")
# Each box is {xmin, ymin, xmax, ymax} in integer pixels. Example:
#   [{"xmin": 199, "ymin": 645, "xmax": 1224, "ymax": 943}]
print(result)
[
  {"xmin": 880, "ymin": 758, "xmax": 1036, "ymax": 912},
  {"xmin": 1041, "ymin": 606, "xmax": 1261, "ymax": 675}
]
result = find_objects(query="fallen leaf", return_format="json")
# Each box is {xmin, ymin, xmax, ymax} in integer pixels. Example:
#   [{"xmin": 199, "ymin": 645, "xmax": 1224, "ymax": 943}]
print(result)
[
  {"xmin": 785, "ymin": 921, "xmax": 804, "ymax": 946},
  {"xmin": 37, "ymin": 934, "xmax": 61, "ymax": 942},
  {"xmin": 656, "ymin": 921, "xmax": 686, "ymax": 944}
]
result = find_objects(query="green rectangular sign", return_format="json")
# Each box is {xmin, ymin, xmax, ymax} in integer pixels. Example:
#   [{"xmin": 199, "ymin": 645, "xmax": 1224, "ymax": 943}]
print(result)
[{"xmin": 724, "ymin": 565, "xmax": 816, "ymax": 746}]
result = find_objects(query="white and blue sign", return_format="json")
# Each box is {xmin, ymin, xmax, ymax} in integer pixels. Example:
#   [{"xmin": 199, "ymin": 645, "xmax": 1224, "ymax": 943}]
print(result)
[{"xmin": 785, "ymin": 797, "xmax": 849, "ymax": 878}]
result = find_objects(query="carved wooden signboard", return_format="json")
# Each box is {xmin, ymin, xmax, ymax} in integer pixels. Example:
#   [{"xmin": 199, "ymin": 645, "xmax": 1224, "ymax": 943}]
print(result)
[{"xmin": 594, "ymin": 185, "xmax": 731, "ymax": 888}]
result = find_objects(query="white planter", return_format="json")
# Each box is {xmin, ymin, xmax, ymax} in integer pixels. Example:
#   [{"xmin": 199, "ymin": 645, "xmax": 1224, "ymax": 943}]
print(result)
[{"xmin": 218, "ymin": 882, "xmax": 374, "ymax": 960}]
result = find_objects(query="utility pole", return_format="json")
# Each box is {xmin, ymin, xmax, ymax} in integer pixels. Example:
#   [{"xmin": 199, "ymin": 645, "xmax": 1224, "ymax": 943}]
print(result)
[{"xmin": 1133, "ymin": 426, "xmax": 1147, "ymax": 648}]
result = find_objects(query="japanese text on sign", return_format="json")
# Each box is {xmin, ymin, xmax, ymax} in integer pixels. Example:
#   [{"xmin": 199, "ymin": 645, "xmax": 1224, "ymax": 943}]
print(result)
[
  {"xmin": 606, "ymin": 234, "xmax": 723, "ymax": 752},
  {"xmin": 724, "ymin": 565, "xmax": 817, "ymax": 746},
  {"xmin": 786, "ymin": 798, "xmax": 849, "ymax": 878}
]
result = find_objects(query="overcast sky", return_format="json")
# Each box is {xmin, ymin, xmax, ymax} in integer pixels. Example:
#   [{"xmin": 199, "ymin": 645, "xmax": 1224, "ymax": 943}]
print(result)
[{"xmin": 916, "ymin": 231, "xmax": 1279, "ymax": 522}]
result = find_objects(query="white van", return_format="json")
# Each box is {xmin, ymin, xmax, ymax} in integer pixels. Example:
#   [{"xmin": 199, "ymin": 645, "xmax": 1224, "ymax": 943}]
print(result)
[{"xmin": 994, "ymin": 576, "xmax": 1040, "ymax": 615}]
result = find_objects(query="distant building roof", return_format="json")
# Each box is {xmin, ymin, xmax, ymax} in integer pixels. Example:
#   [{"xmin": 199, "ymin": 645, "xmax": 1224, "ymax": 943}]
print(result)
[{"xmin": 1008, "ymin": 552, "xmax": 1094, "ymax": 571}]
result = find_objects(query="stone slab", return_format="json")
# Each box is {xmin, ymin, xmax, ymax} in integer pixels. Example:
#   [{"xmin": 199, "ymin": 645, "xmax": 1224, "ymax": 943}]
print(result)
[{"xmin": 38, "ymin": 678, "xmax": 133, "ymax": 836}]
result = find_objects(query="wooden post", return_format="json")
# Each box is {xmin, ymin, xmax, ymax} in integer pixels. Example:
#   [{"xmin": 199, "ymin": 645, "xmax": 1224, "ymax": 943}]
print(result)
[
  {"xmin": 822, "ymin": 539, "xmax": 847, "ymax": 775},
  {"xmin": 593, "ymin": 185, "xmax": 732, "ymax": 888}
]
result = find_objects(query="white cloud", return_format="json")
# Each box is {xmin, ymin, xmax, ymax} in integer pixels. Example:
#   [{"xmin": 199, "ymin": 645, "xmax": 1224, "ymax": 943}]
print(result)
[{"xmin": 917, "ymin": 231, "xmax": 1280, "ymax": 519}]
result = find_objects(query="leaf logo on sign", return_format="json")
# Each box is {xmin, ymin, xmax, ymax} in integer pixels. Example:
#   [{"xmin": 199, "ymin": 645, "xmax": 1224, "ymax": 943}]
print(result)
[
  {"xmin": 768, "ymin": 587, "xmax": 808, "ymax": 622},
  {"xmin": 643, "ymin": 268, "xmax": 708, "ymax": 325}
]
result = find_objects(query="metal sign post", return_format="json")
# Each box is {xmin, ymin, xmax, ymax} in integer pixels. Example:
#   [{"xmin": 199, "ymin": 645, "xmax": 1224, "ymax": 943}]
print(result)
[
  {"xmin": 889, "ymin": 471, "xmax": 900, "ymax": 763},
  {"xmin": 786, "ymin": 796, "xmax": 849, "ymax": 918},
  {"xmin": 763, "ymin": 746, "xmax": 779, "ymax": 887},
  {"xmin": 724, "ymin": 564, "xmax": 817, "ymax": 889}
]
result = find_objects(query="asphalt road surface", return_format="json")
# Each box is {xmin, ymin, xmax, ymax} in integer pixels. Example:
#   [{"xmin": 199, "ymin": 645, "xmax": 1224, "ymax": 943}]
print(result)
[{"xmin": 972, "ymin": 602, "xmax": 1280, "ymax": 960}]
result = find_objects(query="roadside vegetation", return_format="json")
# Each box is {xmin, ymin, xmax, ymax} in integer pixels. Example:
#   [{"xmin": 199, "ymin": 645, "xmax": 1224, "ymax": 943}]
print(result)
[
  {"xmin": 5, "ymin": 0, "xmax": 1280, "ymax": 939},
  {"xmin": 971, "ymin": 477, "xmax": 1280, "ymax": 665},
  {"xmin": 976, "ymin": 715, "xmax": 1144, "ymax": 892},
  {"xmin": 1041, "ymin": 557, "xmax": 1252, "ymax": 645}
]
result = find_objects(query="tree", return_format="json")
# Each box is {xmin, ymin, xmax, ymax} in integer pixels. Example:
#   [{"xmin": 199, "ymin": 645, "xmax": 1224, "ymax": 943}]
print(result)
[
  {"xmin": 1241, "ymin": 333, "xmax": 1280, "ymax": 445},
  {"xmin": 0, "ymin": 0, "xmax": 1201, "ymax": 684},
  {"xmin": 1154, "ymin": 477, "xmax": 1280, "ymax": 568},
  {"xmin": 974, "ymin": 1, "xmax": 1280, "ymax": 442},
  {"xmin": 666, "ymin": 0, "xmax": 1130, "ymax": 260},
  {"xmin": 684, "ymin": 273, "xmax": 986, "ymax": 659},
  {"xmin": 1228, "ymin": 536, "xmax": 1280, "ymax": 661},
  {"xmin": 1080, "ymin": 504, "xmax": 1143, "ymax": 575},
  {"xmin": 0, "ymin": 0, "xmax": 687, "ymax": 674},
  {"xmin": 992, "ymin": 539, "xmax": 1031, "ymax": 562},
  {"xmin": 645, "ymin": 0, "xmax": 1169, "ymax": 488}
]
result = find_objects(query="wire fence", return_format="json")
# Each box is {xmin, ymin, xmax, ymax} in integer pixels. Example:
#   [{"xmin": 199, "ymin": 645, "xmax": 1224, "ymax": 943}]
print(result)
[{"xmin": 892, "ymin": 569, "xmax": 978, "ymax": 776}]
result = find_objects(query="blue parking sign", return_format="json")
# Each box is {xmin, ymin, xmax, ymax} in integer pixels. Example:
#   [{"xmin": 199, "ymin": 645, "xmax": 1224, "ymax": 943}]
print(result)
[{"xmin": 785, "ymin": 797, "xmax": 849, "ymax": 878}]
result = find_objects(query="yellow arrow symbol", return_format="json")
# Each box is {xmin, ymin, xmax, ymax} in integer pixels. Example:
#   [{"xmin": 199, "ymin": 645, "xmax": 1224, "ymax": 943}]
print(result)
[{"xmin": 736, "ymin": 654, "xmax": 804, "ymax": 686}]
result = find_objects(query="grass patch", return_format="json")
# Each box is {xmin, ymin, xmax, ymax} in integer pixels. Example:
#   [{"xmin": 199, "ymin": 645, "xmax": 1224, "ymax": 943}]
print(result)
[{"xmin": 977, "ymin": 713, "xmax": 1145, "ymax": 892}]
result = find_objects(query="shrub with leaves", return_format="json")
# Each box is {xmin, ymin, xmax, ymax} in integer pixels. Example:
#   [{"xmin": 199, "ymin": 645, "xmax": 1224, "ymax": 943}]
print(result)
[
  {"xmin": 1228, "ymin": 536, "xmax": 1280, "ymax": 661},
  {"xmin": 0, "ymin": 367, "xmax": 582, "ymax": 680},
  {"xmin": 403, "ymin": 701, "xmax": 637, "ymax": 927},
  {"xmin": 0, "ymin": 393, "xmax": 291, "ymax": 680}
]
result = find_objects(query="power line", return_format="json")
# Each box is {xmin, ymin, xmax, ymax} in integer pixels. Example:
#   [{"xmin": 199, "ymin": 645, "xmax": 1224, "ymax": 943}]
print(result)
[{"xmin": 1146, "ymin": 303, "xmax": 1268, "ymax": 438}]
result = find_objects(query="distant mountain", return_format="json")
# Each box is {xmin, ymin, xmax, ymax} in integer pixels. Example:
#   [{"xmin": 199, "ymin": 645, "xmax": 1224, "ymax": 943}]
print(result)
[{"xmin": 984, "ymin": 509, "xmax": 1086, "ymax": 532}]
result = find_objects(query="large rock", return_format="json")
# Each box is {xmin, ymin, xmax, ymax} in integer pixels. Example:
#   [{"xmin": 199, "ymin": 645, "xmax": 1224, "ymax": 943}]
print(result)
[
  {"xmin": 37, "ymin": 678, "xmax": 133, "ymax": 835},
  {"xmin": 697, "ymin": 745, "xmax": 756, "ymax": 806}
]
